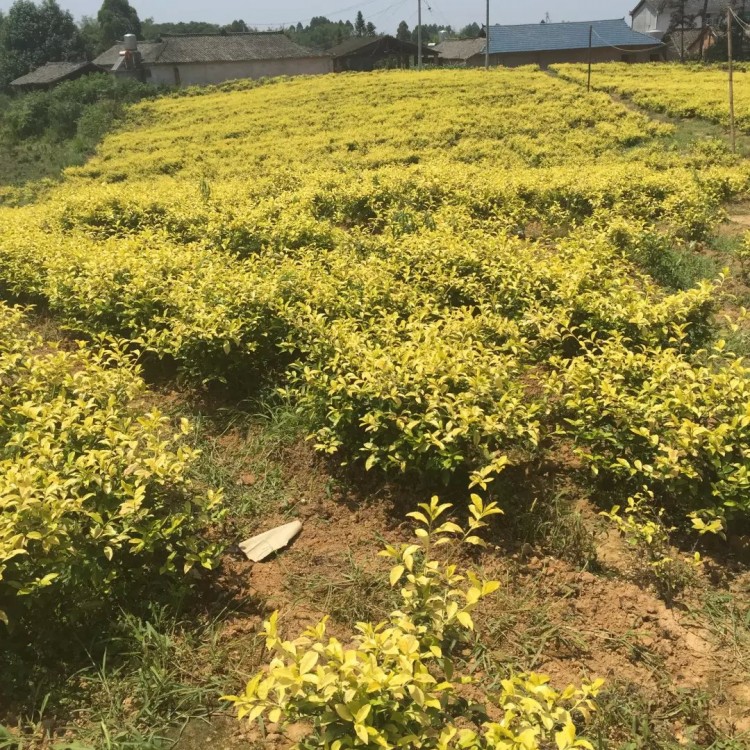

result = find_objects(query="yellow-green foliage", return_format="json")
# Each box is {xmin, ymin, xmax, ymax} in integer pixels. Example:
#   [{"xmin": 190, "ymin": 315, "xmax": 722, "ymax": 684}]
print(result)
[
  {"xmin": 0, "ymin": 303, "xmax": 222, "ymax": 623},
  {"xmin": 602, "ymin": 489, "xmax": 703, "ymax": 603},
  {"xmin": 553, "ymin": 62, "xmax": 750, "ymax": 132},
  {"xmin": 1, "ymin": 69, "xmax": 750, "ymax": 526},
  {"xmin": 226, "ymin": 497, "xmax": 602, "ymax": 749},
  {"xmin": 552, "ymin": 332, "xmax": 750, "ymax": 516}
]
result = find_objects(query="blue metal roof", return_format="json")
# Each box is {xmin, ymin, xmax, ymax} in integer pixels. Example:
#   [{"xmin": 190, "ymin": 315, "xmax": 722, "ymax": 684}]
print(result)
[{"xmin": 487, "ymin": 18, "xmax": 661, "ymax": 54}]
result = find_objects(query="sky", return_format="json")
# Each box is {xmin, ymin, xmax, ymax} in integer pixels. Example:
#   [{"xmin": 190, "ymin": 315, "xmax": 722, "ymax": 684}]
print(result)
[{"xmin": 0, "ymin": 0, "xmax": 636, "ymax": 33}]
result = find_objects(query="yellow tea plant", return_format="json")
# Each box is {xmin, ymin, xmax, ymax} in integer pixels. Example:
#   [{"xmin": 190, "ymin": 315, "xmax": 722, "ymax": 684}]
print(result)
[
  {"xmin": 0, "ymin": 303, "xmax": 223, "ymax": 624},
  {"xmin": 554, "ymin": 62, "xmax": 750, "ymax": 133},
  {"xmin": 601, "ymin": 489, "xmax": 702, "ymax": 603},
  {"xmin": 1, "ymin": 69, "xmax": 750, "ymax": 521},
  {"xmin": 226, "ymin": 497, "xmax": 603, "ymax": 749},
  {"xmin": 552, "ymin": 332, "xmax": 750, "ymax": 521}
]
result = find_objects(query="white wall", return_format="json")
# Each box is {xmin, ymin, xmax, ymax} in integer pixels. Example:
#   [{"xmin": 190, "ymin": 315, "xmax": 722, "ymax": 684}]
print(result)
[
  {"xmin": 632, "ymin": 6, "xmax": 661, "ymax": 33},
  {"xmin": 148, "ymin": 57, "xmax": 333, "ymax": 87}
]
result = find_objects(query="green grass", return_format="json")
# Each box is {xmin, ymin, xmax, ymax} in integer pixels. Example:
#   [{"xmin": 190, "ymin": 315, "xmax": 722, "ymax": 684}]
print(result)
[
  {"xmin": 185, "ymin": 396, "xmax": 313, "ymax": 535},
  {"xmin": 699, "ymin": 591, "xmax": 750, "ymax": 674},
  {"xmin": 0, "ymin": 604, "xmax": 261, "ymax": 750},
  {"xmin": 0, "ymin": 136, "xmax": 90, "ymax": 187},
  {"xmin": 283, "ymin": 550, "xmax": 398, "ymax": 627}
]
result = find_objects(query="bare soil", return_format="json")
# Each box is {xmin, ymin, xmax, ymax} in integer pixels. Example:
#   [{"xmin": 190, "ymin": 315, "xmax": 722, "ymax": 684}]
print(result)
[{"xmin": 170, "ymin": 414, "xmax": 750, "ymax": 749}]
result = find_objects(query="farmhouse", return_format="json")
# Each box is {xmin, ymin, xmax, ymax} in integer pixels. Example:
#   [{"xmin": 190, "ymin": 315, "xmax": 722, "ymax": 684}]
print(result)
[
  {"xmin": 10, "ymin": 61, "xmax": 99, "ymax": 91},
  {"xmin": 433, "ymin": 38, "xmax": 485, "ymax": 67},
  {"xmin": 327, "ymin": 35, "xmax": 439, "ymax": 72},
  {"xmin": 94, "ymin": 32, "xmax": 333, "ymax": 87},
  {"xmin": 436, "ymin": 19, "xmax": 661, "ymax": 68},
  {"xmin": 630, "ymin": 0, "xmax": 743, "ymax": 36}
]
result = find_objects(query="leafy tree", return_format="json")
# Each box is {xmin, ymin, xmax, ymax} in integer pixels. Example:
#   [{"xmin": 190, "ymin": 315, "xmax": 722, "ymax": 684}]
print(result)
[
  {"xmin": 355, "ymin": 11, "xmax": 366, "ymax": 37},
  {"xmin": 410, "ymin": 23, "xmax": 451, "ymax": 45},
  {"xmin": 79, "ymin": 15, "xmax": 103, "ymax": 57},
  {"xmin": 705, "ymin": 2, "xmax": 750, "ymax": 62},
  {"xmin": 141, "ymin": 19, "xmax": 222, "ymax": 38},
  {"xmin": 287, "ymin": 17, "xmax": 354, "ymax": 50},
  {"xmin": 225, "ymin": 19, "xmax": 249, "ymax": 33},
  {"xmin": 365, "ymin": 21, "xmax": 376, "ymax": 36},
  {"xmin": 97, "ymin": 0, "xmax": 142, "ymax": 49},
  {"xmin": 459, "ymin": 22, "xmax": 481, "ymax": 38},
  {"xmin": 396, "ymin": 20, "xmax": 410, "ymax": 41},
  {"xmin": 310, "ymin": 16, "xmax": 331, "ymax": 29},
  {"xmin": 0, "ymin": 0, "xmax": 85, "ymax": 90}
]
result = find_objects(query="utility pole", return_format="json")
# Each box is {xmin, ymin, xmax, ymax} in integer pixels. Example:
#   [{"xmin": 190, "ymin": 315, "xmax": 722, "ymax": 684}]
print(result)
[
  {"xmin": 485, "ymin": 0, "xmax": 490, "ymax": 70},
  {"xmin": 680, "ymin": 0, "xmax": 685, "ymax": 63},
  {"xmin": 728, "ymin": 7, "xmax": 737, "ymax": 153},
  {"xmin": 417, "ymin": 0, "xmax": 422, "ymax": 71},
  {"xmin": 587, "ymin": 24, "xmax": 593, "ymax": 92}
]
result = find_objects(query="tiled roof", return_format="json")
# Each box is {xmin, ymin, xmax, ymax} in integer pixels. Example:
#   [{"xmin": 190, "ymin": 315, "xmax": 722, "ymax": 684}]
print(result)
[
  {"xmin": 327, "ymin": 34, "xmax": 437, "ymax": 57},
  {"xmin": 94, "ymin": 32, "xmax": 325, "ymax": 68},
  {"xmin": 10, "ymin": 61, "xmax": 96, "ymax": 86},
  {"xmin": 327, "ymin": 35, "xmax": 389, "ymax": 56},
  {"xmin": 93, "ymin": 42, "xmax": 164, "ymax": 67},
  {"xmin": 487, "ymin": 19, "xmax": 662, "ymax": 55},
  {"xmin": 434, "ymin": 38, "xmax": 486, "ymax": 61},
  {"xmin": 665, "ymin": 27, "xmax": 704, "ymax": 53}
]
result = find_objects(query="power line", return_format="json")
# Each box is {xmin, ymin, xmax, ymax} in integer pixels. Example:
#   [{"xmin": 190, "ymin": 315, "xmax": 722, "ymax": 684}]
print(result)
[
  {"xmin": 424, "ymin": 0, "xmax": 453, "ymax": 28},
  {"xmin": 590, "ymin": 27, "xmax": 668, "ymax": 54},
  {"xmin": 246, "ymin": 0, "xmax": 401, "ymax": 29},
  {"xmin": 367, "ymin": 0, "xmax": 411, "ymax": 22},
  {"xmin": 730, "ymin": 6, "xmax": 750, "ymax": 35}
]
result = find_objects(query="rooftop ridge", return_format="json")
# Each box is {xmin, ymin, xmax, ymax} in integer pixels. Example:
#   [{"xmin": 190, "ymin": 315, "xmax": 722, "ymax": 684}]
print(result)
[
  {"xmin": 489, "ymin": 18, "xmax": 627, "ymax": 29},
  {"xmin": 157, "ymin": 31, "xmax": 286, "ymax": 38}
]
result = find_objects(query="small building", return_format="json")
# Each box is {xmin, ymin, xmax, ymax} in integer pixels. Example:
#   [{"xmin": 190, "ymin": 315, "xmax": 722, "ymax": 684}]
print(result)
[
  {"xmin": 631, "ymin": 1, "xmax": 739, "ymax": 36},
  {"xmin": 433, "ymin": 38, "xmax": 486, "ymax": 67},
  {"xmin": 94, "ymin": 32, "xmax": 333, "ymax": 87},
  {"xmin": 328, "ymin": 35, "xmax": 439, "ymax": 72},
  {"xmin": 482, "ymin": 19, "xmax": 662, "ymax": 68},
  {"xmin": 9, "ymin": 61, "xmax": 99, "ymax": 91}
]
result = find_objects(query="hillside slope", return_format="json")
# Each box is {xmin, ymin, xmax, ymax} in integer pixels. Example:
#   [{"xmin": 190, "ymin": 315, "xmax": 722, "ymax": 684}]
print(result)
[{"xmin": 1, "ymin": 68, "xmax": 750, "ymax": 749}]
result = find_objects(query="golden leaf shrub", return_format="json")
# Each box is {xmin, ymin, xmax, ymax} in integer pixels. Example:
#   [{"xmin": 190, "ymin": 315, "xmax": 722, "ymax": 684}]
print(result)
[
  {"xmin": 0, "ymin": 304, "xmax": 222, "ymax": 624},
  {"xmin": 226, "ymin": 497, "xmax": 603, "ymax": 749},
  {"xmin": 552, "ymin": 333, "xmax": 750, "ymax": 520},
  {"xmin": 554, "ymin": 62, "xmax": 750, "ymax": 133},
  {"xmin": 1, "ymin": 68, "xmax": 750, "ymax": 525}
]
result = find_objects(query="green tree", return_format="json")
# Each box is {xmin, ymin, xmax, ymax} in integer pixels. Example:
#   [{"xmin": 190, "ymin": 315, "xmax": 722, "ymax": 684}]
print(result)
[
  {"xmin": 410, "ymin": 23, "xmax": 449, "ymax": 45},
  {"xmin": 287, "ymin": 17, "xmax": 354, "ymax": 50},
  {"xmin": 141, "ymin": 19, "xmax": 222, "ymax": 38},
  {"xmin": 224, "ymin": 19, "xmax": 249, "ymax": 33},
  {"xmin": 97, "ymin": 0, "xmax": 142, "ymax": 49},
  {"xmin": 396, "ymin": 20, "xmax": 410, "ymax": 41},
  {"xmin": 79, "ymin": 15, "xmax": 103, "ymax": 57},
  {"xmin": 365, "ymin": 21, "xmax": 376, "ymax": 36},
  {"xmin": 705, "ymin": 3, "xmax": 750, "ymax": 62},
  {"xmin": 0, "ymin": 0, "xmax": 85, "ymax": 90},
  {"xmin": 459, "ymin": 22, "xmax": 481, "ymax": 38},
  {"xmin": 355, "ymin": 10, "xmax": 366, "ymax": 37}
]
